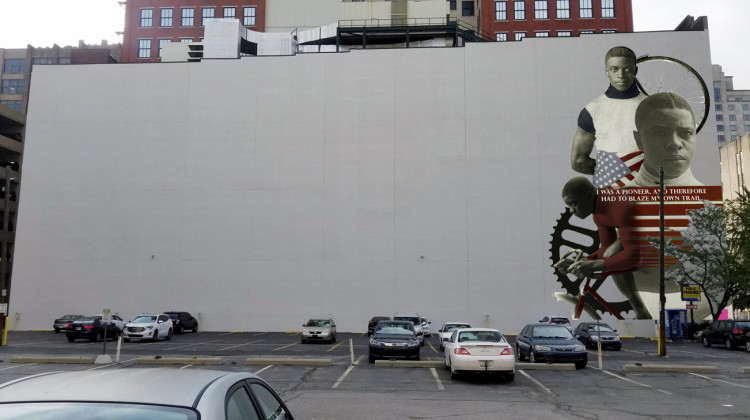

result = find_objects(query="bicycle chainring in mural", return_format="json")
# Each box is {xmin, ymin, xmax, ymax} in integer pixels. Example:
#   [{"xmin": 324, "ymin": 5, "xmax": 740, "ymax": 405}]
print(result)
[{"xmin": 549, "ymin": 210, "xmax": 635, "ymax": 318}]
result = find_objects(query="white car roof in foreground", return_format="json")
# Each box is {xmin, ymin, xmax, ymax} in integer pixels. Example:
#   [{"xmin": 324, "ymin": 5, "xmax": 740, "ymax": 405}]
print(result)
[{"xmin": 0, "ymin": 368, "xmax": 261, "ymax": 408}]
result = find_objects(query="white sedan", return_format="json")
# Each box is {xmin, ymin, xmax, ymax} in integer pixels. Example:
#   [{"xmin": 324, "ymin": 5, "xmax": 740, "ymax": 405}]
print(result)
[
  {"xmin": 443, "ymin": 328, "xmax": 515, "ymax": 381},
  {"xmin": 437, "ymin": 322, "xmax": 472, "ymax": 351}
]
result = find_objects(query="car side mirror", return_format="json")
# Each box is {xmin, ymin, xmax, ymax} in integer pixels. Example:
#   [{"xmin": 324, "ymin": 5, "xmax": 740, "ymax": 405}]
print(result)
[
  {"xmin": 613, "ymin": 329, "xmax": 618, "ymax": 332},
  {"xmin": 442, "ymin": 337, "xmax": 450, "ymax": 342}
]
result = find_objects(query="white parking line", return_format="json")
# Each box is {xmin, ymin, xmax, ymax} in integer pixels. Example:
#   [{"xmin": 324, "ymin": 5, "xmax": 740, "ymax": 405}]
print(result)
[
  {"xmin": 218, "ymin": 339, "xmax": 264, "ymax": 351},
  {"xmin": 429, "ymin": 368, "xmax": 444, "ymax": 391},
  {"xmin": 254, "ymin": 332, "xmax": 269, "ymax": 337},
  {"xmin": 600, "ymin": 369, "xmax": 672, "ymax": 395},
  {"xmin": 86, "ymin": 364, "xmax": 118, "ymax": 371},
  {"xmin": 273, "ymin": 342, "xmax": 298, "ymax": 351},
  {"xmin": 690, "ymin": 373, "xmax": 750, "ymax": 389},
  {"xmin": 254, "ymin": 365, "xmax": 274, "ymax": 375},
  {"xmin": 0, "ymin": 363, "xmax": 37, "ymax": 370},
  {"xmin": 518, "ymin": 370, "xmax": 552, "ymax": 394},
  {"xmin": 332, "ymin": 355, "xmax": 363, "ymax": 389},
  {"xmin": 163, "ymin": 339, "xmax": 226, "ymax": 351},
  {"xmin": 673, "ymin": 350, "xmax": 724, "ymax": 358},
  {"xmin": 180, "ymin": 364, "xmax": 193, "ymax": 369}
]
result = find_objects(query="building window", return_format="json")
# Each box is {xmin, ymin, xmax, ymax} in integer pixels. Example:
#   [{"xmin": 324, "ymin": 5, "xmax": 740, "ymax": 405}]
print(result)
[
  {"xmin": 140, "ymin": 9, "xmax": 153, "ymax": 27},
  {"xmin": 58, "ymin": 57, "xmax": 70, "ymax": 64},
  {"xmin": 730, "ymin": 125, "xmax": 737, "ymax": 131},
  {"xmin": 729, "ymin": 104, "xmax": 735, "ymax": 111},
  {"xmin": 3, "ymin": 59, "xmax": 25, "ymax": 74},
  {"xmin": 579, "ymin": 0, "xmax": 593, "ymax": 18},
  {"xmin": 536, "ymin": 31, "xmax": 549, "ymax": 37},
  {"xmin": 743, "ymin": 104, "xmax": 749, "ymax": 111},
  {"xmin": 243, "ymin": 7, "xmax": 256, "ymax": 26},
  {"xmin": 558, "ymin": 30, "xmax": 571, "ymax": 36},
  {"xmin": 731, "ymin": 135, "xmax": 738, "ymax": 141},
  {"xmin": 580, "ymin": 29, "xmax": 594, "ymax": 34},
  {"xmin": 556, "ymin": 0, "xmax": 570, "ymax": 18},
  {"xmin": 601, "ymin": 0, "xmax": 615, "ymax": 17},
  {"xmin": 744, "ymin": 114, "xmax": 750, "ymax": 121},
  {"xmin": 715, "ymin": 104, "xmax": 722, "ymax": 111},
  {"xmin": 202, "ymin": 7, "xmax": 215, "ymax": 26},
  {"xmin": 160, "ymin": 8, "xmax": 173, "ymax": 27},
  {"xmin": 182, "ymin": 8, "xmax": 195, "ymax": 26},
  {"xmin": 717, "ymin": 125, "xmax": 724, "ymax": 132},
  {"xmin": 496, "ymin": 33, "xmax": 508, "ymax": 41},
  {"xmin": 514, "ymin": 31, "xmax": 526, "ymax": 40},
  {"xmin": 745, "ymin": 125, "xmax": 750, "ymax": 131},
  {"xmin": 514, "ymin": 0, "xmax": 525, "ymax": 19},
  {"xmin": 32, "ymin": 57, "xmax": 54, "ymax": 65},
  {"xmin": 495, "ymin": 1, "xmax": 507, "ymax": 20},
  {"xmin": 0, "ymin": 100, "xmax": 21, "ymax": 111},
  {"xmin": 713, "ymin": 81, "xmax": 721, "ymax": 101},
  {"xmin": 138, "ymin": 39, "xmax": 152, "ymax": 58},
  {"xmin": 535, "ymin": 1, "xmax": 548, "ymax": 19},
  {"xmin": 718, "ymin": 134, "xmax": 725, "ymax": 142},
  {"xmin": 158, "ymin": 39, "xmax": 171, "ymax": 57},
  {"xmin": 1, "ymin": 79, "xmax": 24, "ymax": 94},
  {"xmin": 462, "ymin": 1, "xmax": 475, "ymax": 16},
  {"xmin": 602, "ymin": 29, "xmax": 616, "ymax": 33},
  {"xmin": 716, "ymin": 114, "xmax": 724, "ymax": 121},
  {"xmin": 449, "ymin": 0, "xmax": 457, "ymax": 10},
  {"xmin": 729, "ymin": 114, "xmax": 736, "ymax": 121},
  {"xmin": 223, "ymin": 7, "xmax": 236, "ymax": 19},
  {"xmin": 180, "ymin": 38, "xmax": 193, "ymax": 43}
]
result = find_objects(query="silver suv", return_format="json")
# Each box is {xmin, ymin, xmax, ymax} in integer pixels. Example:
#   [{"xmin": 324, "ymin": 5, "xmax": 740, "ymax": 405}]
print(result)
[{"xmin": 393, "ymin": 313, "xmax": 425, "ymax": 346}]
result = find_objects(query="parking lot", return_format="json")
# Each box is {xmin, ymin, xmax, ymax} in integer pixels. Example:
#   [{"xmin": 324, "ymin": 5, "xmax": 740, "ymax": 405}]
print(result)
[{"xmin": 2, "ymin": 330, "xmax": 750, "ymax": 419}]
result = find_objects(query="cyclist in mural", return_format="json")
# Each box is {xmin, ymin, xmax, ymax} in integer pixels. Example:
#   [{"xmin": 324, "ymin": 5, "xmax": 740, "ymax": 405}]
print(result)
[{"xmin": 570, "ymin": 46, "xmax": 647, "ymax": 189}]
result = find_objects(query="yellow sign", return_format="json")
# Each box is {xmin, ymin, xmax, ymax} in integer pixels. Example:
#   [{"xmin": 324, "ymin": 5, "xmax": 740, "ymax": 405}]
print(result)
[{"xmin": 681, "ymin": 285, "xmax": 701, "ymax": 301}]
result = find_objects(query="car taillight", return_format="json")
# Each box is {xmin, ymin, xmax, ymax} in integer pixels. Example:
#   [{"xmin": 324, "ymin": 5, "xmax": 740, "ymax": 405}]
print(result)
[
  {"xmin": 501, "ymin": 348, "xmax": 513, "ymax": 356},
  {"xmin": 732, "ymin": 329, "xmax": 743, "ymax": 334},
  {"xmin": 83, "ymin": 325, "xmax": 94, "ymax": 330},
  {"xmin": 454, "ymin": 347, "xmax": 471, "ymax": 355}
]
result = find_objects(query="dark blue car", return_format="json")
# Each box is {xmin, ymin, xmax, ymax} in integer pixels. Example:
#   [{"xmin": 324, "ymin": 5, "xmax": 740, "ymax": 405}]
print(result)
[{"xmin": 515, "ymin": 323, "xmax": 588, "ymax": 369}]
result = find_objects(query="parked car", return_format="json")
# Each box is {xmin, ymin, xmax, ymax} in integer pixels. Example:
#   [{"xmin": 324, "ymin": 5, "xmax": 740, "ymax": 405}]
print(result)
[
  {"xmin": 516, "ymin": 323, "xmax": 588, "ymax": 369},
  {"xmin": 747, "ymin": 332, "xmax": 750, "ymax": 352},
  {"xmin": 419, "ymin": 316, "xmax": 432, "ymax": 337},
  {"xmin": 301, "ymin": 318, "xmax": 336, "ymax": 343},
  {"xmin": 442, "ymin": 328, "xmax": 515, "ymax": 381},
  {"xmin": 393, "ymin": 313, "xmax": 425, "ymax": 346},
  {"xmin": 539, "ymin": 315, "xmax": 573, "ymax": 331},
  {"xmin": 65, "ymin": 315, "xmax": 122, "ymax": 342},
  {"xmin": 122, "ymin": 313, "xmax": 174, "ymax": 342},
  {"xmin": 369, "ymin": 320, "xmax": 421, "ymax": 362},
  {"xmin": 701, "ymin": 319, "xmax": 750, "ymax": 350},
  {"xmin": 367, "ymin": 316, "xmax": 390, "ymax": 336},
  {"xmin": 437, "ymin": 322, "xmax": 473, "ymax": 351},
  {"xmin": 0, "ymin": 368, "xmax": 295, "ymax": 419},
  {"xmin": 573, "ymin": 322, "xmax": 622, "ymax": 350},
  {"xmin": 52, "ymin": 314, "xmax": 83, "ymax": 333},
  {"xmin": 165, "ymin": 311, "xmax": 198, "ymax": 334}
]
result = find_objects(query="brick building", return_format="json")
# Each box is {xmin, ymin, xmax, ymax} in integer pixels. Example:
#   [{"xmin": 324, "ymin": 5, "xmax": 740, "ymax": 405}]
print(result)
[
  {"xmin": 122, "ymin": 0, "xmax": 267, "ymax": 63},
  {"xmin": 481, "ymin": 0, "xmax": 633, "ymax": 41}
]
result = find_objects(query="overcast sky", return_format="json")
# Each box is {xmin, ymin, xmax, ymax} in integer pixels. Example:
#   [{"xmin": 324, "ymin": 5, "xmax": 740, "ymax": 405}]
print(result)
[{"xmin": 0, "ymin": 0, "xmax": 746, "ymax": 86}]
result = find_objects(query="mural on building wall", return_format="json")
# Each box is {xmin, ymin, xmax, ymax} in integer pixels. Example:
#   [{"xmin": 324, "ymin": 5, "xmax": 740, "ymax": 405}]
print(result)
[{"xmin": 549, "ymin": 46, "xmax": 721, "ymax": 321}]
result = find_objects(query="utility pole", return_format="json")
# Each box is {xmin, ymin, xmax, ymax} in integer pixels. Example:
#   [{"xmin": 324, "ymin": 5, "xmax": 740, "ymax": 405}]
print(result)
[
  {"xmin": 658, "ymin": 167, "xmax": 666, "ymax": 356},
  {"xmin": 0, "ymin": 166, "xmax": 11, "ymax": 346}
]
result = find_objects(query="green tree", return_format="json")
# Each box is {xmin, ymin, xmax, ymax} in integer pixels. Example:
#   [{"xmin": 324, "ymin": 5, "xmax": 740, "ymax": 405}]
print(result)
[
  {"xmin": 650, "ymin": 200, "xmax": 746, "ymax": 320},
  {"xmin": 725, "ymin": 186, "xmax": 750, "ymax": 314}
]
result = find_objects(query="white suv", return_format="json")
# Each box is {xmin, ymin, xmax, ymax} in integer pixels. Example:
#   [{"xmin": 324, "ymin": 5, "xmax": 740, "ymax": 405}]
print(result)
[
  {"xmin": 393, "ymin": 313, "xmax": 425, "ymax": 346},
  {"xmin": 122, "ymin": 313, "xmax": 174, "ymax": 342}
]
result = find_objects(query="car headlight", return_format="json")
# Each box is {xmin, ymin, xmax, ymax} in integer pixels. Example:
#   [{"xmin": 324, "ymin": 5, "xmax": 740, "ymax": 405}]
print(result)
[
  {"xmin": 534, "ymin": 345, "xmax": 552, "ymax": 351},
  {"xmin": 613, "ymin": 336, "xmax": 620, "ymax": 341},
  {"xmin": 591, "ymin": 335, "xmax": 600, "ymax": 341},
  {"xmin": 146, "ymin": 325, "xmax": 153, "ymax": 330},
  {"xmin": 369, "ymin": 338, "xmax": 382, "ymax": 347},
  {"xmin": 575, "ymin": 346, "xmax": 586, "ymax": 352},
  {"xmin": 322, "ymin": 329, "xmax": 330, "ymax": 334},
  {"xmin": 408, "ymin": 340, "xmax": 420, "ymax": 347},
  {"xmin": 302, "ymin": 328, "xmax": 309, "ymax": 334}
]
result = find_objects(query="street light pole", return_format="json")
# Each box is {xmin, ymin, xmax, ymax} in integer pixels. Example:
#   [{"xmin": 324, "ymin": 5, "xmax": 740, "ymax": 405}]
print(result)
[{"xmin": 658, "ymin": 167, "xmax": 666, "ymax": 357}]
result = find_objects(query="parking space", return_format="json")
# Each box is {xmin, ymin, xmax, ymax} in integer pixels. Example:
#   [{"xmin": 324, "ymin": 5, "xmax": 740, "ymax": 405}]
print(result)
[{"xmin": 2, "ymin": 331, "xmax": 750, "ymax": 419}]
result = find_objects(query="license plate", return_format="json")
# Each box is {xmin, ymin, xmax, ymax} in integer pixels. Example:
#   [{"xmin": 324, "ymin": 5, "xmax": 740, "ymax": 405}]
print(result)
[
  {"xmin": 479, "ymin": 360, "xmax": 493, "ymax": 368},
  {"xmin": 75, "ymin": 327, "xmax": 81, "ymax": 331},
  {"xmin": 311, "ymin": 335, "xmax": 318, "ymax": 338}
]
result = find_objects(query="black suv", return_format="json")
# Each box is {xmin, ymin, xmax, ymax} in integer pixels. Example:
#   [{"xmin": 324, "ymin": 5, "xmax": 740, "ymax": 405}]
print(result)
[
  {"xmin": 165, "ymin": 311, "xmax": 199, "ymax": 334},
  {"xmin": 701, "ymin": 319, "xmax": 750, "ymax": 350},
  {"xmin": 367, "ymin": 316, "xmax": 390, "ymax": 336}
]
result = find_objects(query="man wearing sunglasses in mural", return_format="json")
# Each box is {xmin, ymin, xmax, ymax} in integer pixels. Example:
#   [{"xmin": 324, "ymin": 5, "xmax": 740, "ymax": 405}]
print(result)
[
  {"xmin": 557, "ymin": 176, "xmax": 651, "ymax": 319},
  {"xmin": 570, "ymin": 46, "xmax": 647, "ymax": 189}
]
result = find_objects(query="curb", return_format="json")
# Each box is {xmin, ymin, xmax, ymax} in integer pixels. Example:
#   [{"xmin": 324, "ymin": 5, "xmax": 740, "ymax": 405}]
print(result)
[
  {"xmin": 516, "ymin": 362, "xmax": 577, "ymax": 370},
  {"xmin": 624, "ymin": 364, "xmax": 717, "ymax": 373},
  {"xmin": 740, "ymin": 366, "xmax": 750, "ymax": 374},
  {"xmin": 11, "ymin": 356, "xmax": 96, "ymax": 364},
  {"xmin": 374, "ymin": 360, "xmax": 443, "ymax": 368},
  {"xmin": 246, "ymin": 358, "xmax": 332, "ymax": 366},
  {"xmin": 135, "ymin": 356, "xmax": 222, "ymax": 365}
]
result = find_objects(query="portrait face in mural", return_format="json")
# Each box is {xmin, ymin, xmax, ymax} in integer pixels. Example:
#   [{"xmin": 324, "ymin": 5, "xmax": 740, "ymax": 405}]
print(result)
[
  {"xmin": 604, "ymin": 55, "xmax": 637, "ymax": 92},
  {"xmin": 561, "ymin": 177, "xmax": 596, "ymax": 219}
]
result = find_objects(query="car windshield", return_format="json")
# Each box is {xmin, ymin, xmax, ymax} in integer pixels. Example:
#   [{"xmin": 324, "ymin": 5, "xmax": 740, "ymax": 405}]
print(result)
[
  {"xmin": 445, "ymin": 324, "xmax": 471, "ymax": 332},
  {"xmin": 77, "ymin": 317, "xmax": 98, "ymax": 323},
  {"xmin": 0, "ymin": 402, "xmax": 198, "ymax": 420},
  {"xmin": 550, "ymin": 318, "xmax": 570, "ymax": 325},
  {"xmin": 168, "ymin": 314, "xmax": 179, "ymax": 320},
  {"xmin": 587, "ymin": 324, "xmax": 614, "ymax": 332},
  {"xmin": 132, "ymin": 315, "xmax": 157, "ymax": 323},
  {"xmin": 394, "ymin": 317, "xmax": 419, "ymax": 325},
  {"xmin": 376, "ymin": 323, "xmax": 414, "ymax": 335},
  {"xmin": 458, "ymin": 331, "xmax": 503, "ymax": 342},
  {"xmin": 306, "ymin": 320, "xmax": 331, "ymax": 327},
  {"xmin": 532, "ymin": 325, "xmax": 573, "ymax": 339}
]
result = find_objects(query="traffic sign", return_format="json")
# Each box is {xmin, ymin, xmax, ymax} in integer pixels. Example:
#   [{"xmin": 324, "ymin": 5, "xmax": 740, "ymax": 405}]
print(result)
[
  {"xmin": 681, "ymin": 284, "xmax": 701, "ymax": 301},
  {"xmin": 102, "ymin": 308, "xmax": 111, "ymax": 323},
  {"xmin": 686, "ymin": 304, "xmax": 697, "ymax": 310}
]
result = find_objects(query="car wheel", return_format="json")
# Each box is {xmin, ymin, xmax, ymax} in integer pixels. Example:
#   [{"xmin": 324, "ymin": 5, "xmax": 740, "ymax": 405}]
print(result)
[
  {"xmin": 529, "ymin": 350, "xmax": 537, "ymax": 364},
  {"xmin": 505, "ymin": 373, "xmax": 515, "ymax": 382},
  {"xmin": 439, "ymin": 345, "xmax": 444, "ymax": 352},
  {"xmin": 702, "ymin": 336, "xmax": 710, "ymax": 347},
  {"xmin": 192, "ymin": 324, "xmax": 198, "ymax": 333},
  {"xmin": 450, "ymin": 360, "xmax": 459, "ymax": 379},
  {"xmin": 369, "ymin": 354, "xmax": 376, "ymax": 363},
  {"xmin": 725, "ymin": 337, "xmax": 734, "ymax": 350},
  {"xmin": 516, "ymin": 345, "xmax": 526, "ymax": 361},
  {"xmin": 54, "ymin": 328, "xmax": 60, "ymax": 333},
  {"xmin": 414, "ymin": 353, "xmax": 421, "ymax": 361},
  {"xmin": 445, "ymin": 355, "xmax": 451, "ymax": 370},
  {"xmin": 301, "ymin": 338, "xmax": 306, "ymax": 344},
  {"xmin": 67, "ymin": 336, "xmax": 74, "ymax": 342},
  {"xmin": 124, "ymin": 338, "xmax": 131, "ymax": 343},
  {"xmin": 176, "ymin": 325, "xmax": 183, "ymax": 334},
  {"xmin": 91, "ymin": 333, "xmax": 101, "ymax": 342},
  {"xmin": 165, "ymin": 328, "xmax": 172, "ymax": 341},
  {"xmin": 421, "ymin": 340, "xmax": 425, "ymax": 347},
  {"xmin": 152, "ymin": 330, "xmax": 159, "ymax": 342},
  {"xmin": 614, "ymin": 345, "xmax": 621, "ymax": 351},
  {"xmin": 575, "ymin": 360, "xmax": 588, "ymax": 369}
]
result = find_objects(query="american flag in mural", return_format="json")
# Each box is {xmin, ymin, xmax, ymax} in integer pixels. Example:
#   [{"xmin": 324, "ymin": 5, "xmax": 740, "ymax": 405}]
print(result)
[{"xmin": 593, "ymin": 150, "xmax": 644, "ymax": 189}]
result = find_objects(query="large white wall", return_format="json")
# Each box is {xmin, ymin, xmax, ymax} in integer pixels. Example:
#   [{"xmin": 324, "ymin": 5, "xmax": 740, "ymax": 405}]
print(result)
[{"xmin": 12, "ymin": 30, "xmax": 719, "ymax": 333}]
